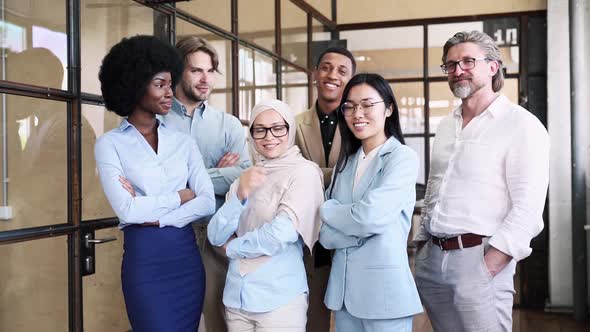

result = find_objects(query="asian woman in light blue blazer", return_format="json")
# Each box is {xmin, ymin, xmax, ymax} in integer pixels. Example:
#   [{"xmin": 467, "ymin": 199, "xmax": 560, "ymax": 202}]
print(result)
[{"xmin": 319, "ymin": 73, "xmax": 422, "ymax": 332}]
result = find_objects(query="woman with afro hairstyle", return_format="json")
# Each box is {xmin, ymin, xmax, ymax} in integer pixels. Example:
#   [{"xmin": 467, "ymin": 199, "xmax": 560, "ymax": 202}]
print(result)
[{"xmin": 95, "ymin": 35, "xmax": 215, "ymax": 331}]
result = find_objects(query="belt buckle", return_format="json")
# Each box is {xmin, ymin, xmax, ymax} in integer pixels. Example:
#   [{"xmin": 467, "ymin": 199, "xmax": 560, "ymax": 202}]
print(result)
[{"xmin": 438, "ymin": 237, "xmax": 449, "ymax": 250}]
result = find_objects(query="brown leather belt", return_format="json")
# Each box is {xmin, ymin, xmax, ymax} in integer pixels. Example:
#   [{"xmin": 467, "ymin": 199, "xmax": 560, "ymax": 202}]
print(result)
[{"xmin": 432, "ymin": 233, "xmax": 484, "ymax": 250}]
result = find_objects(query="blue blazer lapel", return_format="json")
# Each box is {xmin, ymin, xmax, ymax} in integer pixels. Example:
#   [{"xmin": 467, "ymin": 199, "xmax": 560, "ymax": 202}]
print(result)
[
  {"xmin": 352, "ymin": 152, "xmax": 383, "ymax": 202},
  {"xmin": 330, "ymin": 149, "xmax": 359, "ymax": 204},
  {"xmin": 352, "ymin": 138, "xmax": 400, "ymax": 202}
]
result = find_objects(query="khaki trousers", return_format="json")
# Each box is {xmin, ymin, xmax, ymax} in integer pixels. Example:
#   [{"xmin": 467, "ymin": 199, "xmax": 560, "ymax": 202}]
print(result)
[
  {"xmin": 194, "ymin": 223, "xmax": 229, "ymax": 332},
  {"xmin": 225, "ymin": 293, "xmax": 308, "ymax": 332}
]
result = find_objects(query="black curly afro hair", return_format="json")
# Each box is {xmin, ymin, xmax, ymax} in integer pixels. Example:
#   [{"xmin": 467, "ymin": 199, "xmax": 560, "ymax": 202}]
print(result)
[{"xmin": 99, "ymin": 35, "xmax": 183, "ymax": 117}]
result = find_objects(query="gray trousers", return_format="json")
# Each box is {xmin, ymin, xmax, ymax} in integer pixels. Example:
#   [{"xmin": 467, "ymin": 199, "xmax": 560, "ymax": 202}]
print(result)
[
  {"xmin": 415, "ymin": 238, "xmax": 516, "ymax": 332},
  {"xmin": 194, "ymin": 223, "xmax": 229, "ymax": 332}
]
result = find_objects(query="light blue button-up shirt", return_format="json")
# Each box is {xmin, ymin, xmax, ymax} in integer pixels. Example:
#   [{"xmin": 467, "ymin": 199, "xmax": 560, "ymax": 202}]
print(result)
[
  {"xmin": 159, "ymin": 99, "xmax": 250, "ymax": 211},
  {"xmin": 207, "ymin": 194, "xmax": 308, "ymax": 313},
  {"xmin": 94, "ymin": 119, "xmax": 215, "ymax": 228}
]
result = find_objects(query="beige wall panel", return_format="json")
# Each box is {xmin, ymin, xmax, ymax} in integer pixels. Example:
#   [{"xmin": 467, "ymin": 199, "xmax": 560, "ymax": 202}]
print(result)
[
  {"xmin": 338, "ymin": 0, "xmax": 547, "ymax": 24},
  {"xmin": 177, "ymin": 0, "xmax": 232, "ymax": 30}
]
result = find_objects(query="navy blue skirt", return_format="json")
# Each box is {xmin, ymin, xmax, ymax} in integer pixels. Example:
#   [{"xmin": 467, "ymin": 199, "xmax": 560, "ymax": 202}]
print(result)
[{"xmin": 122, "ymin": 224, "xmax": 205, "ymax": 332}]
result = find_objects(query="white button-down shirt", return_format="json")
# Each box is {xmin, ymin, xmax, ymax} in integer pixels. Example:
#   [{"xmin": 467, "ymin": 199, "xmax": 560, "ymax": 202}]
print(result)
[{"xmin": 414, "ymin": 94, "xmax": 549, "ymax": 261}]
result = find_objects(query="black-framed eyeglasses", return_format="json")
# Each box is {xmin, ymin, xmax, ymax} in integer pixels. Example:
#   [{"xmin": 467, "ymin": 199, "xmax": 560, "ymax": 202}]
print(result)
[
  {"xmin": 440, "ymin": 57, "xmax": 488, "ymax": 74},
  {"xmin": 340, "ymin": 100, "xmax": 385, "ymax": 117},
  {"xmin": 250, "ymin": 124, "xmax": 289, "ymax": 139}
]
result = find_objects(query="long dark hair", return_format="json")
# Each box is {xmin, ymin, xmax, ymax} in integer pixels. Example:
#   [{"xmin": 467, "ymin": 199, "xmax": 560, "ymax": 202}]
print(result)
[{"xmin": 329, "ymin": 73, "xmax": 405, "ymax": 198}]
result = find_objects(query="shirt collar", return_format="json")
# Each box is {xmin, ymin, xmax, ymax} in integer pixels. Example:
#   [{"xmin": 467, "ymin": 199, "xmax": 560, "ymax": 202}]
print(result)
[
  {"xmin": 173, "ymin": 97, "xmax": 209, "ymax": 119},
  {"xmin": 360, "ymin": 143, "xmax": 384, "ymax": 160},
  {"xmin": 315, "ymin": 101, "xmax": 338, "ymax": 122},
  {"xmin": 453, "ymin": 94, "xmax": 507, "ymax": 119},
  {"xmin": 118, "ymin": 117, "xmax": 166, "ymax": 132}
]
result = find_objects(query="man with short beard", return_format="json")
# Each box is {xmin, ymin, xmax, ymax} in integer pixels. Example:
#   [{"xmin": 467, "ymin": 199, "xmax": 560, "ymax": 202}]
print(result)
[
  {"xmin": 295, "ymin": 46, "xmax": 355, "ymax": 332},
  {"xmin": 160, "ymin": 36, "xmax": 250, "ymax": 332},
  {"xmin": 413, "ymin": 31, "xmax": 549, "ymax": 332}
]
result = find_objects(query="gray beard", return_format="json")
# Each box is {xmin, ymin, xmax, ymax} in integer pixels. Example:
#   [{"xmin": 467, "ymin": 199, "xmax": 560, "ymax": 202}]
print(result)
[{"xmin": 452, "ymin": 85, "xmax": 472, "ymax": 99}]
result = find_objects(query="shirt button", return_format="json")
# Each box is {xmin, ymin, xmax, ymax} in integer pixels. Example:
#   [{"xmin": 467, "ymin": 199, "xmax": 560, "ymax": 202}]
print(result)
[{"xmin": 328, "ymin": 141, "xmax": 332, "ymax": 145}]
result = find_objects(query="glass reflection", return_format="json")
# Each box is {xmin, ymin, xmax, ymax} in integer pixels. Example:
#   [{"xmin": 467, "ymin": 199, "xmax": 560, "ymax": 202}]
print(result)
[
  {"xmin": 341, "ymin": 26, "xmax": 423, "ymax": 79},
  {"xmin": 1, "ymin": 0, "xmax": 67, "ymax": 89},
  {"xmin": 390, "ymin": 82, "xmax": 424, "ymax": 134},
  {"xmin": 239, "ymin": 47, "xmax": 277, "ymax": 120},
  {"xmin": 0, "ymin": 94, "xmax": 67, "ymax": 231},
  {"xmin": 81, "ymin": 0, "xmax": 154, "ymax": 95},
  {"xmin": 82, "ymin": 104, "xmax": 120, "ymax": 221}
]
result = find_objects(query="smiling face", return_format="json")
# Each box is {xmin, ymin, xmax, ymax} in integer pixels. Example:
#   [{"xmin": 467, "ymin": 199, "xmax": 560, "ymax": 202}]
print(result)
[
  {"xmin": 136, "ymin": 71, "xmax": 174, "ymax": 115},
  {"xmin": 313, "ymin": 52, "xmax": 354, "ymax": 109},
  {"xmin": 344, "ymin": 83, "xmax": 391, "ymax": 151},
  {"xmin": 446, "ymin": 42, "xmax": 497, "ymax": 99},
  {"xmin": 251, "ymin": 109, "xmax": 290, "ymax": 159},
  {"xmin": 178, "ymin": 50, "xmax": 216, "ymax": 104}
]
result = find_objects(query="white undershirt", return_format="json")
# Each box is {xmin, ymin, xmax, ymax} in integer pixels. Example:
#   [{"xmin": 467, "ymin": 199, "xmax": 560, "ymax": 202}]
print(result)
[{"xmin": 353, "ymin": 144, "xmax": 384, "ymax": 190}]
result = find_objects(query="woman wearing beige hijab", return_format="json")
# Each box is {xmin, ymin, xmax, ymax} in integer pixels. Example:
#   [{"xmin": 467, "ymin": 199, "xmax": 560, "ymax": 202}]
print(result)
[{"xmin": 207, "ymin": 99, "xmax": 324, "ymax": 331}]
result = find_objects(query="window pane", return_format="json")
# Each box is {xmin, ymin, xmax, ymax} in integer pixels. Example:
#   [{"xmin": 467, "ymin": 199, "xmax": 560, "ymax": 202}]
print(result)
[
  {"xmin": 176, "ymin": 20, "xmax": 233, "ymax": 114},
  {"xmin": 341, "ymin": 26, "xmax": 423, "ymax": 79},
  {"xmin": 81, "ymin": 0, "xmax": 154, "ymax": 95},
  {"xmin": 281, "ymin": 1, "xmax": 308, "ymax": 68},
  {"xmin": 81, "ymin": 104, "xmax": 121, "ymax": 221},
  {"xmin": 1, "ymin": 0, "xmax": 67, "ymax": 90},
  {"xmin": 238, "ymin": 0, "xmax": 275, "ymax": 52},
  {"xmin": 282, "ymin": 66, "xmax": 308, "ymax": 115},
  {"xmin": 311, "ymin": 17, "xmax": 331, "ymax": 95},
  {"xmin": 0, "ymin": 236, "xmax": 68, "ymax": 331},
  {"xmin": 428, "ymin": 81, "xmax": 460, "ymax": 134},
  {"xmin": 312, "ymin": 18, "xmax": 331, "ymax": 43},
  {"xmin": 405, "ymin": 137, "xmax": 426, "ymax": 184},
  {"xmin": 177, "ymin": 0, "xmax": 231, "ymax": 31},
  {"xmin": 0, "ymin": 95, "xmax": 67, "ymax": 231},
  {"xmin": 391, "ymin": 82, "xmax": 424, "ymax": 134},
  {"xmin": 239, "ymin": 47, "xmax": 276, "ymax": 121}
]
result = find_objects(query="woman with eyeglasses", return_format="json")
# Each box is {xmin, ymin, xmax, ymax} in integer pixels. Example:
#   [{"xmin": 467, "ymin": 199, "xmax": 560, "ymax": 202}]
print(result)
[
  {"xmin": 207, "ymin": 99, "xmax": 324, "ymax": 331},
  {"xmin": 319, "ymin": 73, "xmax": 423, "ymax": 331}
]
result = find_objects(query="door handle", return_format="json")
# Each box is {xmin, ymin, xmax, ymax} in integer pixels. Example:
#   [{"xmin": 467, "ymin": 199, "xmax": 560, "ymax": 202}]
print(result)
[
  {"xmin": 84, "ymin": 233, "xmax": 117, "ymax": 249},
  {"xmin": 584, "ymin": 225, "xmax": 590, "ymax": 232}
]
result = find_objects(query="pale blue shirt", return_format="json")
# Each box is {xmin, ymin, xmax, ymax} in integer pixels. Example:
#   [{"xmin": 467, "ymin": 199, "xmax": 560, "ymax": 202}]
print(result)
[
  {"xmin": 207, "ymin": 194, "xmax": 308, "ymax": 313},
  {"xmin": 159, "ymin": 99, "xmax": 251, "ymax": 211},
  {"xmin": 94, "ymin": 119, "xmax": 215, "ymax": 228}
]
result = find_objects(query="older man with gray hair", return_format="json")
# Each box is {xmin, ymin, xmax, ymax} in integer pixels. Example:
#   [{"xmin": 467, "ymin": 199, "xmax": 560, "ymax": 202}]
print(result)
[{"xmin": 413, "ymin": 30, "xmax": 549, "ymax": 331}]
